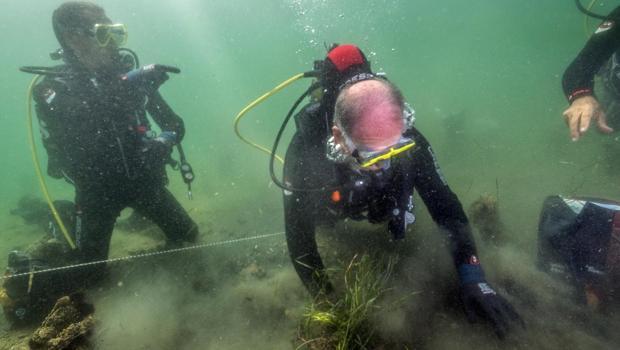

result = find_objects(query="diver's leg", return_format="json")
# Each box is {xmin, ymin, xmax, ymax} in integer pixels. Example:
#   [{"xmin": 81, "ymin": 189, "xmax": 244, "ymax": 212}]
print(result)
[
  {"xmin": 132, "ymin": 185, "xmax": 198, "ymax": 245},
  {"xmin": 73, "ymin": 185, "xmax": 122, "ymax": 285}
]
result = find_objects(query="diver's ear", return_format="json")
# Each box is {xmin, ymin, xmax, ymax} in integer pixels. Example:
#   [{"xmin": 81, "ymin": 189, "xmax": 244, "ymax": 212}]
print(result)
[
  {"xmin": 332, "ymin": 124, "xmax": 351, "ymax": 153},
  {"xmin": 64, "ymin": 32, "xmax": 80, "ymax": 48},
  {"xmin": 332, "ymin": 124, "xmax": 343, "ymax": 144},
  {"xmin": 64, "ymin": 32, "xmax": 88, "ymax": 56}
]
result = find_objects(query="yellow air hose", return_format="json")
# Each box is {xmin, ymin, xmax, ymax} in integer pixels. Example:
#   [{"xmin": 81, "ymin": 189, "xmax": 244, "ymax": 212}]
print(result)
[
  {"xmin": 233, "ymin": 73, "xmax": 306, "ymax": 164},
  {"xmin": 26, "ymin": 75, "xmax": 76, "ymax": 250}
]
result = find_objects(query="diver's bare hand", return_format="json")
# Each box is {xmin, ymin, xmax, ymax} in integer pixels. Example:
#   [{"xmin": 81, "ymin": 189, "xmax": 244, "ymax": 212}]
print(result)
[{"xmin": 562, "ymin": 95, "xmax": 613, "ymax": 141}]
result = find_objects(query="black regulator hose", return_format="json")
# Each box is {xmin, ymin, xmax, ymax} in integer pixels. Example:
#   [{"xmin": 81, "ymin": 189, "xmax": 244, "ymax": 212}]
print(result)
[
  {"xmin": 269, "ymin": 81, "xmax": 340, "ymax": 193},
  {"xmin": 118, "ymin": 47, "xmax": 140, "ymax": 69},
  {"xmin": 19, "ymin": 66, "xmax": 65, "ymax": 76},
  {"xmin": 269, "ymin": 82, "xmax": 317, "ymax": 191},
  {"xmin": 575, "ymin": 0, "xmax": 609, "ymax": 20},
  {"xmin": 20, "ymin": 47, "xmax": 141, "ymax": 76}
]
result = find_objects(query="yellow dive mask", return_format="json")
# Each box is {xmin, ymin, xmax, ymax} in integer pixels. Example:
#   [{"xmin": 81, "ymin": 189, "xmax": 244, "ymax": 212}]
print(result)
[
  {"xmin": 350, "ymin": 136, "xmax": 416, "ymax": 169},
  {"xmin": 92, "ymin": 23, "xmax": 128, "ymax": 47}
]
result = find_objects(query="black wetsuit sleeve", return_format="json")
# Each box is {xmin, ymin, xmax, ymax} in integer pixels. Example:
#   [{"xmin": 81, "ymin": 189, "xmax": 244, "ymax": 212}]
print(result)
[
  {"xmin": 32, "ymin": 80, "xmax": 72, "ymax": 179},
  {"xmin": 146, "ymin": 91, "xmax": 186, "ymax": 142},
  {"xmin": 562, "ymin": 6, "xmax": 620, "ymax": 102},
  {"xmin": 283, "ymin": 107, "xmax": 333, "ymax": 297},
  {"xmin": 408, "ymin": 129, "xmax": 478, "ymax": 267}
]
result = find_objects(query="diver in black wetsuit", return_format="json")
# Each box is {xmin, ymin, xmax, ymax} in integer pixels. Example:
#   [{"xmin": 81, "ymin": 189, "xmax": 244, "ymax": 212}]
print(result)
[
  {"xmin": 538, "ymin": 195, "xmax": 620, "ymax": 310},
  {"xmin": 31, "ymin": 2, "xmax": 198, "ymax": 278},
  {"xmin": 562, "ymin": 6, "xmax": 620, "ymax": 141},
  {"xmin": 283, "ymin": 44, "xmax": 522, "ymax": 338}
]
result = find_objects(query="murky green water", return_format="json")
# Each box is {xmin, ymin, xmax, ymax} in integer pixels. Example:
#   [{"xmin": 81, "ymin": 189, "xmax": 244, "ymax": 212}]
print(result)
[{"xmin": 1, "ymin": 1, "xmax": 620, "ymax": 349}]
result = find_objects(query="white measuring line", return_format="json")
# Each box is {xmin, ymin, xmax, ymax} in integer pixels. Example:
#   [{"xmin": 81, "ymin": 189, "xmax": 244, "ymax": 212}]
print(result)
[{"xmin": 1, "ymin": 231, "xmax": 285, "ymax": 281}]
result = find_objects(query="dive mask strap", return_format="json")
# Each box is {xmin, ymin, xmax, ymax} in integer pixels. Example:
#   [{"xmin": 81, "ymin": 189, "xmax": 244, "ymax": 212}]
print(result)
[{"xmin": 338, "ymin": 72, "xmax": 376, "ymax": 91}]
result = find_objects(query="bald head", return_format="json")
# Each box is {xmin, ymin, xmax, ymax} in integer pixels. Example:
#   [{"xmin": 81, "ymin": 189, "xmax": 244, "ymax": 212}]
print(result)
[{"xmin": 334, "ymin": 79, "xmax": 404, "ymax": 150}]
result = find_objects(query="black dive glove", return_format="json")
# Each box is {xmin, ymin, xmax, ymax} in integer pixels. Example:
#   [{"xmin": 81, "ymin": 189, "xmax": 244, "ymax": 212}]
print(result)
[
  {"xmin": 458, "ymin": 262, "xmax": 524, "ymax": 339},
  {"xmin": 121, "ymin": 64, "xmax": 180, "ymax": 95},
  {"xmin": 143, "ymin": 131, "xmax": 176, "ymax": 163}
]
